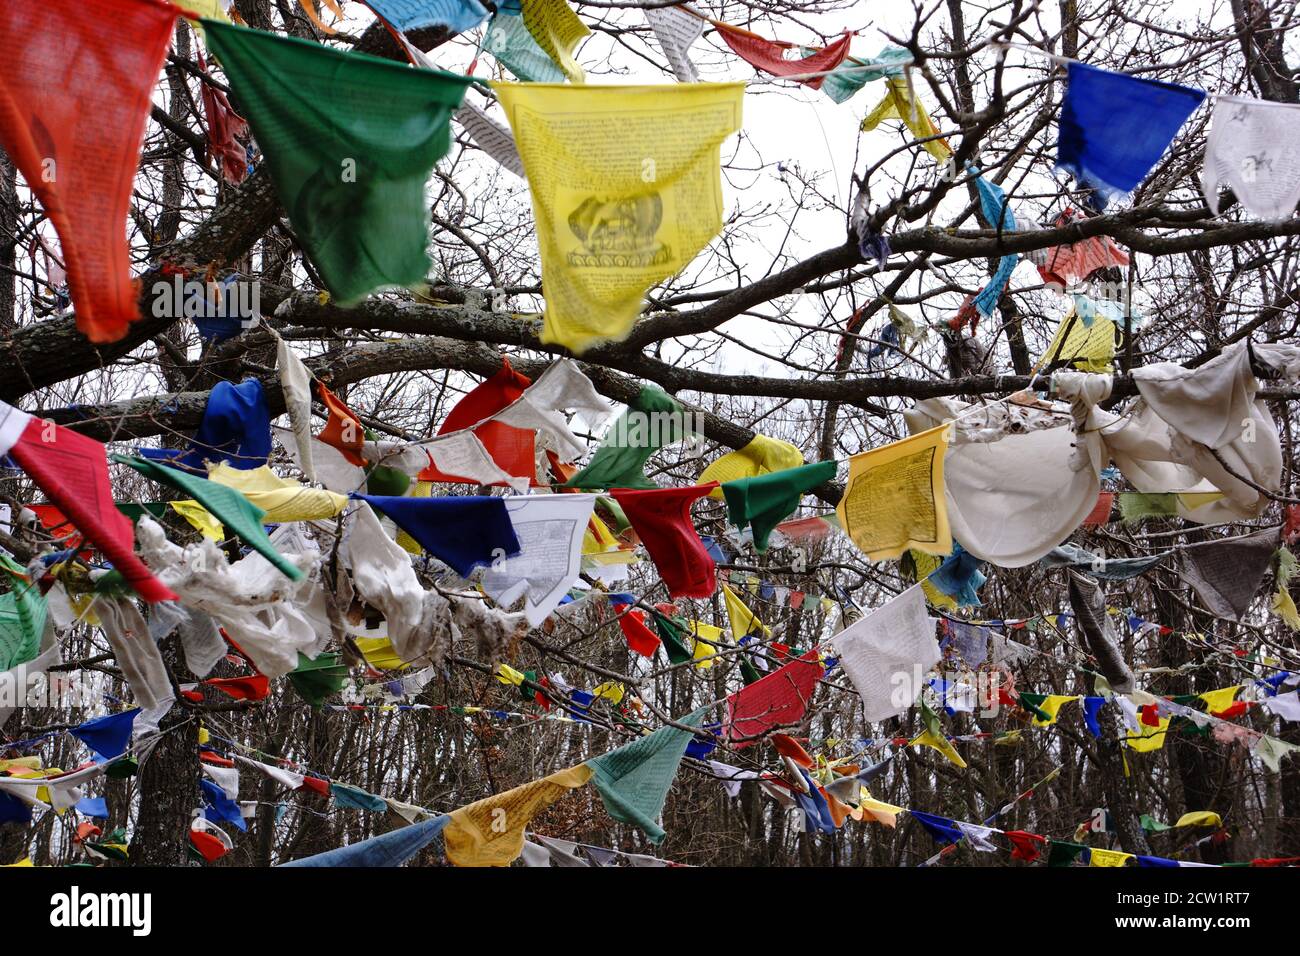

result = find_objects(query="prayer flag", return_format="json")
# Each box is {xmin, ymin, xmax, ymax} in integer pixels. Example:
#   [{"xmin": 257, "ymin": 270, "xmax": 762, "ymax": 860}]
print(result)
[
  {"xmin": 609, "ymin": 484, "xmax": 717, "ymax": 598},
  {"xmin": 492, "ymin": 82, "xmax": 744, "ymax": 353}
]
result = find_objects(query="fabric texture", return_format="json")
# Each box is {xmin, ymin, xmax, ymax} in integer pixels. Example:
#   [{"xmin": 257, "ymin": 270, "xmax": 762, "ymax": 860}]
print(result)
[
  {"xmin": 1056, "ymin": 62, "xmax": 1205, "ymax": 206},
  {"xmin": 483, "ymin": 10, "xmax": 566, "ymax": 82},
  {"xmin": 565, "ymin": 386, "xmax": 686, "ymax": 489},
  {"xmin": 520, "ymin": 0, "xmax": 589, "ymax": 82},
  {"xmin": 836, "ymin": 424, "xmax": 951, "ymax": 561},
  {"xmin": 142, "ymin": 379, "xmax": 271, "ymax": 473},
  {"xmin": 721, "ymin": 460, "xmax": 837, "ymax": 553},
  {"xmin": 365, "ymin": 0, "xmax": 488, "ymax": 34},
  {"xmin": 443, "ymin": 764, "xmax": 593, "ymax": 866},
  {"xmin": 1180, "ymin": 527, "xmax": 1281, "ymax": 621},
  {"xmin": 833, "ymin": 585, "xmax": 938, "ymax": 722},
  {"xmin": 715, "ymin": 24, "xmax": 852, "ymax": 90},
  {"xmin": 1067, "ymin": 571, "xmax": 1135, "ymax": 693},
  {"xmin": 358, "ymin": 494, "xmax": 521, "ymax": 578},
  {"xmin": 201, "ymin": 19, "xmax": 471, "ymax": 305},
  {"xmin": 1201, "ymin": 96, "xmax": 1300, "ymax": 220},
  {"xmin": 585, "ymin": 706, "xmax": 708, "ymax": 843},
  {"xmin": 423, "ymin": 358, "xmax": 535, "ymax": 484},
  {"xmin": 492, "ymin": 82, "xmax": 744, "ymax": 353},
  {"xmin": 609, "ymin": 484, "xmax": 717, "ymax": 598},
  {"xmin": 480, "ymin": 494, "xmax": 595, "ymax": 626},
  {"xmin": 0, "ymin": 0, "xmax": 177, "ymax": 342},
  {"xmin": 2, "ymin": 408, "xmax": 175, "ymax": 603},
  {"xmin": 724, "ymin": 649, "xmax": 823, "ymax": 746}
]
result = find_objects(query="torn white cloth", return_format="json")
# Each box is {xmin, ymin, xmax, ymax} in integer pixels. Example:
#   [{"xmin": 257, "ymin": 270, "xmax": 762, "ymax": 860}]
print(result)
[
  {"xmin": 235, "ymin": 755, "xmax": 305, "ymax": 791},
  {"xmin": 148, "ymin": 602, "xmax": 226, "ymax": 679},
  {"xmin": 275, "ymin": 334, "xmax": 316, "ymax": 483},
  {"xmin": 92, "ymin": 596, "xmax": 175, "ymax": 718},
  {"xmin": 1201, "ymin": 96, "xmax": 1300, "ymax": 220},
  {"xmin": 831, "ymin": 584, "xmax": 939, "ymax": 722},
  {"xmin": 135, "ymin": 517, "xmax": 322, "ymax": 679},
  {"xmin": 1262, "ymin": 690, "xmax": 1300, "ymax": 722},
  {"xmin": 493, "ymin": 359, "xmax": 610, "ymax": 461},
  {"xmin": 905, "ymin": 397, "xmax": 1102, "ymax": 566},
  {"xmin": 275, "ymin": 425, "xmax": 365, "ymax": 495},
  {"xmin": 707, "ymin": 760, "xmax": 761, "ymax": 798},
  {"xmin": 956, "ymin": 821, "xmax": 1000, "ymax": 851},
  {"xmin": 480, "ymin": 494, "xmax": 595, "ymax": 627}
]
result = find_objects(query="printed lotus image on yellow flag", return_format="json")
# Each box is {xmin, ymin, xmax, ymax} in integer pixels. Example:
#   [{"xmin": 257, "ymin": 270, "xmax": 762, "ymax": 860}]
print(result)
[
  {"xmin": 442, "ymin": 764, "xmax": 593, "ymax": 866},
  {"xmin": 492, "ymin": 82, "xmax": 744, "ymax": 354},
  {"xmin": 836, "ymin": 424, "xmax": 951, "ymax": 560}
]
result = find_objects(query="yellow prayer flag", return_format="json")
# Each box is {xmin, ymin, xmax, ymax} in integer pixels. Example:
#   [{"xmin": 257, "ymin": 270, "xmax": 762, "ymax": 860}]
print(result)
[
  {"xmin": 1126, "ymin": 715, "xmax": 1170, "ymax": 753},
  {"xmin": 909, "ymin": 729, "xmax": 968, "ymax": 768},
  {"xmin": 721, "ymin": 583, "xmax": 769, "ymax": 640},
  {"xmin": 395, "ymin": 480, "xmax": 433, "ymax": 555},
  {"xmin": 592, "ymin": 681, "xmax": 624, "ymax": 704},
  {"xmin": 836, "ymin": 425, "xmax": 951, "ymax": 561},
  {"xmin": 1088, "ymin": 847, "xmax": 1132, "ymax": 867},
  {"xmin": 354, "ymin": 637, "xmax": 410, "ymax": 671},
  {"xmin": 860, "ymin": 76, "xmax": 951, "ymax": 161},
  {"xmin": 911, "ymin": 549, "xmax": 957, "ymax": 611},
  {"xmin": 496, "ymin": 663, "xmax": 527, "ymax": 686},
  {"xmin": 690, "ymin": 621, "xmax": 724, "ymax": 669},
  {"xmin": 443, "ymin": 764, "xmax": 594, "ymax": 866},
  {"xmin": 521, "ymin": 0, "xmax": 590, "ymax": 83},
  {"xmin": 170, "ymin": 500, "xmax": 224, "ymax": 542},
  {"xmin": 207, "ymin": 463, "xmax": 348, "ymax": 522},
  {"xmin": 1, "ymin": 858, "xmax": 33, "ymax": 867},
  {"xmin": 1032, "ymin": 695, "xmax": 1081, "ymax": 727},
  {"xmin": 1198, "ymin": 685, "xmax": 1241, "ymax": 715},
  {"xmin": 1174, "ymin": 811, "xmax": 1222, "ymax": 829},
  {"xmin": 492, "ymin": 82, "xmax": 744, "ymax": 354},
  {"xmin": 1271, "ymin": 587, "xmax": 1300, "ymax": 629},
  {"xmin": 699, "ymin": 434, "xmax": 804, "ymax": 499},
  {"xmin": 1038, "ymin": 308, "xmax": 1117, "ymax": 373},
  {"xmin": 171, "ymin": 0, "xmax": 232, "ymax": 22}
]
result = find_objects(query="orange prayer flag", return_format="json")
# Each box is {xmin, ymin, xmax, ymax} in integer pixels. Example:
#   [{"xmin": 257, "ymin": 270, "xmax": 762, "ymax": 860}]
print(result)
[{"xmin": 0, "ymin": 0, "xmax": 178, "ymax": 342}]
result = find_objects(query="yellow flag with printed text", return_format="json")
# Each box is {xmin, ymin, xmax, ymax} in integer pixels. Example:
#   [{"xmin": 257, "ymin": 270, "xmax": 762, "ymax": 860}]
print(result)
[
  {"xmin": 836, "ymin": 425, "xmax": 951, "ymax": 560},
  {"xmin": 1088, "ymin": 847, "xmax": 1132, "ymax": 867},
  {"xmin": 492, "ymin": 82, "xmax": 744, "ymax": 354},
  {"xmin": 521, "ymin": 0, "xmax": 589, "ymax": 83},
  {"xmin": 443, "ymin": 764, "xmax": 594, "ymax": 866}
]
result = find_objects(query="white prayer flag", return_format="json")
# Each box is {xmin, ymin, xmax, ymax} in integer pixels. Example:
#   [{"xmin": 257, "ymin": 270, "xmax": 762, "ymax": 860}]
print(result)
[
  {"xmin": 830, "ymin": 584, "xmax": 939, "ymax": 722},
  {"xmin": 1202, "ymin": 96, "xmax": 1300, "ymax": 220}
]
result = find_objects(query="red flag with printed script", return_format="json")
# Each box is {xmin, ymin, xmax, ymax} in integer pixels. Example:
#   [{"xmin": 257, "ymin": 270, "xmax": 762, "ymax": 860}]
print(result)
[{"xmin": 0, "ymin": 0, "xmax": 178, "ymax": 342}]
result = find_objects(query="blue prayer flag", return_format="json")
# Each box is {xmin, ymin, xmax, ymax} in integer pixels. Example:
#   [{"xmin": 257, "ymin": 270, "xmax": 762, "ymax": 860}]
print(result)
[
  {"xmin": 69, "ymin": 708, "xmax": 139, "ymax": 761},
  {"xmin": 281, "ymin": 815, "xmax": 449, "ymax": 867},
  {"xmin": 357, "ymin": 495, "xmax": 521, "ymax": 578},
  {"xmin": 366, "ymin": 0, "xmax": 489, "ymax": 35},
  {"xmin": 1056, "ymin": 62, "xmax": 1205, "ymax": 207}
]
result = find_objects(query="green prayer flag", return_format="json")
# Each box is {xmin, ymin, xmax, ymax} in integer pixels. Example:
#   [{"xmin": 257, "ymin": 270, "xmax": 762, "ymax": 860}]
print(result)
[
  {"xmin": 1140, "ymin": 814, "xmax": 1171, "ymax": 833},
  {"xmin": 1047, "ymin": 839, "xmax": 1088, "ymax": 867},
  {"xmin": 200, "ymin": 20, "xmax": 472, "ymax": 305},
  {"xmin": 114, "ymin": 455, "xmax": 303, "ymax": 581},
  {"xmin": 1016, "ymin": 692, "xmax": 1052, "ymax": 722},
  {"xmin": 1118, "ymin": 492, "xmax": 1177, "ymax": 523},
  {"xmin": 116, "ymin": 502, "xmax": 171, "ymax": 523},
  {"xmin": 564, "ymin": 386, "xmax": 685, "ymax": 490},
  {"xmin": 650, "ymin": 610, "xmax": 693, "ymax": 665},
  {"xmin": 287, "ymin": 652, "xmax": 349, "ymax": 707},
  {"xmin": 585, "ymin": 706, "xmax": 709, "ymax": 844},
  {"xmin": 0, "ymin": 555, "xmax": 47, "ymax": 671},
  {"xmin": 738, "ymin": 653, "xmax": 763, "ymax": 685},
  {"xmin": 721, "ymin": 460, "xmax": 837, "ymax": 553},
  {"xmin": 807, "ymin": 45, "xmax": 911, "ymax": 104},
  {"xmin": 330, "ymin": 782, "xmax": 388, "ymax": 812},
  {"xmin": 482, "ymin": 12, "xmax": 566, "ymax": 82}
]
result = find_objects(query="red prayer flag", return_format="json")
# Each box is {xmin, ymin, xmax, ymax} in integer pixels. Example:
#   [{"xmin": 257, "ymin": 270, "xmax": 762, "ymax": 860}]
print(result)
[
  {"xmin": 1082, "ymin": 491, "xmax": 1114, "ymax": 526},
  {"xmin": 3, "ymin": 410, "xmax": 176, "ymax": 603},
  {"xmin": 771, "ymin": 733, "xmax": 814, "ymax": 768},
  {"xmin": 422, "ymin": 358, "xmax": 536, "ymax": 484},
  {"xmin": 724, "ymin": 648, "xmax": 824, "ymax": 747},
  {"xmin": 610, "ymin": 483, "xmax": 718, "ymax": 599},
  {"xmin": 197, "ymin": 51, "xmax": 249, "ymax": 184},
  {"xmin": 1037, "ymin": 209, "xmax": 1130, "ymax": 289},
  {"xmin": 613, "ymin": 605, "xmax": 661, "ymax": 658},
  {"xmin": 0, "ymin": 0, "xmax": 178, "ymax": 342},
  {"xmin": 1283, "ymin": 504, "xmax": 1300, "ymax": 545},
  {"xmin": 298, "ymin": 776, "xmax": 331, "ymax": 796},
  {"xmin": 1004, "ymin": 830, "xmax": 1047, "ymax": 862},
  {"xmin": 190, "ymin": 829, "xmax": 230, "ymax": 863},
  {"xmin": 204, "ymin": 674, "xmax": 271, "ymax": 701},
  {"xmin": 715, "ymin": 23, "xmax": 852, "ymax": 90}
]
